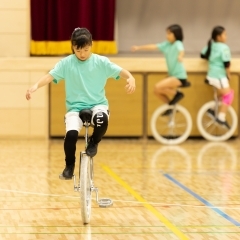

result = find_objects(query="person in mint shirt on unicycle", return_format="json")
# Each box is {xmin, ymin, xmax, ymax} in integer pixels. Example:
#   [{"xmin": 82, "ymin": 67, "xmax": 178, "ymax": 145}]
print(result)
[
  {"xmin": 132, "ymin": 24, "xmax": 188, "ymax": 116},
  {"xmin": 26, "ymin": 28, "xmax": 136, "ymax": 179},
  {"xmin": 132, "ymin": 24, "xmax": 192, "ymax": 145},
  {"xmin": 201, "ymin": 26, "xmax": 233, "ymax": 129}
]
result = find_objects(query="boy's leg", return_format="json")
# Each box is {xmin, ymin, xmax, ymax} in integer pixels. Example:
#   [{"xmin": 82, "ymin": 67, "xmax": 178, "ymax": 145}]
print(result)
[
  {"xmin": 64, "ymin": 130, "xmax": 78, "ymax": 166},
  {"xmin": 206, "ymin": 77, "xmax": 232, "ymax": 129},
  {"xmin": 216, "ymin": 87, "xmax": 233, "ymax": 129},
  {"xmin": 60, "ymin": 112, "xmax": 83, "ymax": 179},
  {"xmin": 217, "ymin": 87, "xmax": 232, "ymax": 116},
  {"xmin": 86, "ymin": 106, "xmax": 109, "ymax": 157},
  {"xmin": 154, "ymin": 77, "xmax": 182, "ymax": 104}
]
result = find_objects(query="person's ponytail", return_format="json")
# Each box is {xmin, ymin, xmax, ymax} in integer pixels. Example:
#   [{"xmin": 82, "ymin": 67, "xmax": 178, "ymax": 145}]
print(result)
[
  {"xmin": 205, "ymin": 39, "xmax": 212, "ymax": 60},
  {"xmin": 204, "ymin": 26, "xmax": 225, "ymax": 61}
]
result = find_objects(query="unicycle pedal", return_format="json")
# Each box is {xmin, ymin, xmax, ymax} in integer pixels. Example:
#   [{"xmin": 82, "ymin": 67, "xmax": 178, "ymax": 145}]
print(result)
[{"xmin": 98, "ymin": 198, "xmax": 113, "ymax": 208}]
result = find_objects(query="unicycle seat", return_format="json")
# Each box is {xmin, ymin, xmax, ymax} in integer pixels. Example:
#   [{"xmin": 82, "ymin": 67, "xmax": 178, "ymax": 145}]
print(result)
[
  {"xmin": 204, "ymin": 79, "xmax": 210, "ymax": 85},
  {"xmin": 79, "ymin": 109, "xmax": 92, "ymax": 125}
]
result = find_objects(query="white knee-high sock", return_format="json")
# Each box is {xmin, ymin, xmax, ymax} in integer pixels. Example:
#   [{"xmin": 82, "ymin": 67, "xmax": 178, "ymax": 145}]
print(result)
[{"xmin": 218, "ymin": 112, "xmax": 226, "ymax": 121}]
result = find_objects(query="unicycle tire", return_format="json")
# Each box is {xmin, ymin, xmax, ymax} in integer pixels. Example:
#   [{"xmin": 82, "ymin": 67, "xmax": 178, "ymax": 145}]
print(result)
[
  {"xmin": 80, "ymin": 154, "xmax": 92, "ymax": 224},
  {"xmin": 197, "ymin": 101, "xmax": 238, "ymax": 141},
  {"xmin": 151, "ymin": 104, "xmax": 192, "ymax": 145}
]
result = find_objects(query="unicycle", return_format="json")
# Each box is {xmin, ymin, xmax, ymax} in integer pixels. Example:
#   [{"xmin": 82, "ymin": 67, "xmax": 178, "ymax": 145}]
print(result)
[
  {"xmin": 151, "ymin": 81, "xmax": 192, "ymax": 145},
  {"xmin": 74, "ymin": 109, "xmax": 113, "ymax": 224},
  {"xmin": 197, "ymin": 81, "xmax": 238, "ymax": 141}
]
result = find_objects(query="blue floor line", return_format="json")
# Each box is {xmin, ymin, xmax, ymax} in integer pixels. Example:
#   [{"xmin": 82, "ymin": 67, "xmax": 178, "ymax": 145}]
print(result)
[{"xmin": 163, "ymin": 173, "xmax": 240, "ymax": 227}]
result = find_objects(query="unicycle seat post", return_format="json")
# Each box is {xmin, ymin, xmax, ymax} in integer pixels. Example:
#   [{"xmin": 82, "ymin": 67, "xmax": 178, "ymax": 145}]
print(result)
[
  {"xmin": 213, "ymin": 87, "xmax": 218, "ymax": 102},
  {"xmin": 83, "ymin": 124, "xmax": 89, "ymax": 148},
  {"xmin": 79, "ymin": 109, "xmax": 93, "ymax": 148}
]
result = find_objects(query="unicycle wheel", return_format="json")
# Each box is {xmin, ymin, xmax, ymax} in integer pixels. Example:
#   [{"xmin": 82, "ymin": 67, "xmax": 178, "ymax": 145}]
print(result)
[
  {"xmin": 197, "ymin": 101, "xmax": 237, "ymax": 141},
  {"xmin": 80, "ymin": 154, "xmax": 92, "ymax": 224},
  {"xmin": 151, "ymin": 104, "xmax": 192, "ymax": 145}
]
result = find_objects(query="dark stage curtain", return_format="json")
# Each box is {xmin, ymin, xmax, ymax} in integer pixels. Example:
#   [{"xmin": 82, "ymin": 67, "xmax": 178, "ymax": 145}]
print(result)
[{"xmin": 30, "ymin": 0, "xmax": 117, "ymax": 55}]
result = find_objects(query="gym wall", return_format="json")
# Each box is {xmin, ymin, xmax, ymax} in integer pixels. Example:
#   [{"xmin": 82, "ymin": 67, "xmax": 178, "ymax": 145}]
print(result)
[{"xmin": 116, "ymin": 0, "xmax": 240, "ymax": 54}]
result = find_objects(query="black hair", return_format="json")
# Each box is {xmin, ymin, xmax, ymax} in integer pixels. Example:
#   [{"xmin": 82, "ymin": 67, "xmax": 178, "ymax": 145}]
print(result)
[
  {"xmin": 204, "ymin": 26, "xmax": 225, "ymax": 60},
  {"xmin": 167, "ymin": 24, "xmax": 184, "ymax": 41},
  {"xmin": 71, "ymin": 27, "xmax": 92, "ymax": 52}
]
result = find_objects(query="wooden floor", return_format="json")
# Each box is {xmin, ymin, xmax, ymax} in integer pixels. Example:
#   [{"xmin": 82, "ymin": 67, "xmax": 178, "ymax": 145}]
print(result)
[{"xmin": 1, "ymin": 138, "xmax": 240, "ymax": 240}]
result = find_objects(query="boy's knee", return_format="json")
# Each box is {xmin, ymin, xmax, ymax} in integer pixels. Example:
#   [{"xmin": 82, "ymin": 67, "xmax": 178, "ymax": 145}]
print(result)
[
  {"xmin": 154, "ymin": 85, "xmax": 162, "ymax": 95},
  {"xmin": 65, "ymin": 130, "xmax": 78, "ymax": 142},
  {"xmin": 222, "ymin": 90, "xmax": 234, "ymax": 106},
  {"xmin": 93, "ymin": 112, "xmax": 108, "ymax": 127}
]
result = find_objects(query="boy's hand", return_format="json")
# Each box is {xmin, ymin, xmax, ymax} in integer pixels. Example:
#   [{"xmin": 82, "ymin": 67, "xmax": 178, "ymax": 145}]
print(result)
[
  {"xmin": 131, "ymin": 46, "xmax": 139, "ymax": 52},
  {"xmin": 178, "ymin": 55, "xmax": 183, "ymax": 62},
  {"xmin": 26, "ymin": 84, "xmax": 38, "ymax": 100},
  {"xmin": 125, "ymin": 77, "xmax": 136, "ymax": 94}
]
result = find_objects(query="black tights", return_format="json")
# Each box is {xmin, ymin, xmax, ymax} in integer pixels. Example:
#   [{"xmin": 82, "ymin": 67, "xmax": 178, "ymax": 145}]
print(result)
[{"xmin": 64, "ymin": 112, "xmax": 108, "ymax": 166}]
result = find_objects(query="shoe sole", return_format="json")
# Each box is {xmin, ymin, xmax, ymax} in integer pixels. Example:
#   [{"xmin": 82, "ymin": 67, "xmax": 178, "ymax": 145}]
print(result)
[
  {"xmin": 86, "ymin": 153, "xmax": 96, "ymax": 158},
  {"xmin": 59, "ymin": 174, "xmax": 74, "ymax": 180},
  {"xmin": 215, "ymin": 122, "xmax": 230, "ymax": 130}
]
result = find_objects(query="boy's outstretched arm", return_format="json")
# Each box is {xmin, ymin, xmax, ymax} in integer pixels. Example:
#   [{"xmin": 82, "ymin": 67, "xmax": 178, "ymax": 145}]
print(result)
[
  {"xmin": 119, "ymin": 69, "xmax": 136, "ymax": 94},
  {"xmin": 26, "ymin": 73, "xmax": 54, "ymax": 100},
  {"xmin": 131, "ymin": 44, "xmax": 158, "ymax": 52}
]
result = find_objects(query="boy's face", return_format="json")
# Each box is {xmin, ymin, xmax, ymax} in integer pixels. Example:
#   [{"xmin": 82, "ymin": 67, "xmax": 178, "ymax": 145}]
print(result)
[
  {"xmin": 166, "ymin": 30, "xmax": 175, "ymax": 43},
  {"xmin": 73, "ymin": 44, "xmax": 92, "ymax": 61},
  {"xmin": 217, "ymin": 31, "xmax": 227, "ymax": 43}
]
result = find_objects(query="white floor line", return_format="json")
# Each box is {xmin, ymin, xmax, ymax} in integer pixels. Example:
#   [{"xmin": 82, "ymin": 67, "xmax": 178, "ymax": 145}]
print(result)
[{"xmin": 0, "ymin": 188, "xmax": 240, "ymax": 210}]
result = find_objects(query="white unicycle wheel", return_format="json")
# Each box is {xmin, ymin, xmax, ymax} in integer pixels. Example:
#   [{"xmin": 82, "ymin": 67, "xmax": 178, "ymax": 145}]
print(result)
[
  {"xmin": 151, "ymin": 104, "xmax": 192, "ymax": 145},
  {"xmin": 197, "ymin": 101, "xmax": 238, "ymax": 141},
  {"xmin": 80, "ymin": 154, "xmax": 92, "ymax": 224}
]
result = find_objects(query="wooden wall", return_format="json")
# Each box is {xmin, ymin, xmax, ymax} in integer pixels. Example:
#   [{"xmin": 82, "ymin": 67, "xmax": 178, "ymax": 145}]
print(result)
[{"xmin": 50, "ymin": 72, "xmax": 239, "ymax": 137}]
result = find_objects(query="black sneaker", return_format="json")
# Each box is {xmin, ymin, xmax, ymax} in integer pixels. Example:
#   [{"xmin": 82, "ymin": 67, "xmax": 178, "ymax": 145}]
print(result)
[
  {"xmin": 59, "ymin": 163, "xmax": 75, "ymax": 180},
  {"xmin": 86, "ymin": 137, "xmax": 98, "ymax": 157},
  {"xmin": 216, "ymin": 118, "xmax": 230, "ymax": 129},
  {"xmin": 207, "ymin": 109, "xmax": 215, "ymax": 120},
  {"xmin": 161, "ymin": 109, "xmax": 173, "ymax": 116},
  {"xmin": 169, "ymin": 92, "xmax": 184, "ymax": 105}
]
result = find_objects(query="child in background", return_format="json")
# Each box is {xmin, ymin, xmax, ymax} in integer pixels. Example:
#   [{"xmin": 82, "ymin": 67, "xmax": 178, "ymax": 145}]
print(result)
[
  {"xmin": 201, "ymin": 26, "xmax": 233, "ymax": 129},
  {"xmin": 26, "ymin": 28, "xmax": 136, "ymax": 179},
  {"xmin": 132, "ymin": 24, "xmax": 188, "ymax": 115}
]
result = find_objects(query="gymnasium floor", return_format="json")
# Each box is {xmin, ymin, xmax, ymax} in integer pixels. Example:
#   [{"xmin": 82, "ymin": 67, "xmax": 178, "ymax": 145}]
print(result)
[{"xmin": 1, "ymin": 138, "xmax": 240, "ymax": 240}]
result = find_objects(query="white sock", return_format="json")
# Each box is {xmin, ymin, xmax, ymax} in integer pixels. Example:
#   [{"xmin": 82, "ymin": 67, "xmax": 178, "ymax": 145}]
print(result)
[{"xmin": 218, "ymin": 112, "xmax": 226, "ymax": 121}]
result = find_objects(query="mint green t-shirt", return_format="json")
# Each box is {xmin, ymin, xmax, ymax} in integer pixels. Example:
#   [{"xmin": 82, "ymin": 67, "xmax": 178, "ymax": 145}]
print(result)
[
  {"xmin": 157, "ymin": 40, "xmax": 187, "ymax": 79},
  {"xmin": 201, "ymin": 42, "xmax": 231, "ymax": 79},
  {"xmin": 49, "ymin": 54, "xmax": 122, "ymax": 112}
]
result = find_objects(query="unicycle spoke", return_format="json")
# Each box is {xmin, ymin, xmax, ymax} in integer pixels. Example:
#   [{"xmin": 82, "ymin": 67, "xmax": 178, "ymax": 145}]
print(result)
[
  {"xmin": 175, "ymin": 123, "xmax": 187, "ymax": 128},
  {"xmin": 158, "ymin": 117, "xmax": 169, "ymax": 124},
  {"xmin": 203, "ymin": 119, "xmax": 215, "ymax": 129},
  {"xmin": 159, "ymin": 126, "xmax": 169, "ymax": 135},
  {"xmin": 207, "ymin": 124, "xmax": 217, "ymax": 135}
]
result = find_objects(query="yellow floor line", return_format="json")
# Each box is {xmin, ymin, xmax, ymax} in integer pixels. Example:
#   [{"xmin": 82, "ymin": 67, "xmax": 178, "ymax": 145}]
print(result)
[{"xmin": 101, "ymin": 164, "xmax": 189, "ymax": 240}]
